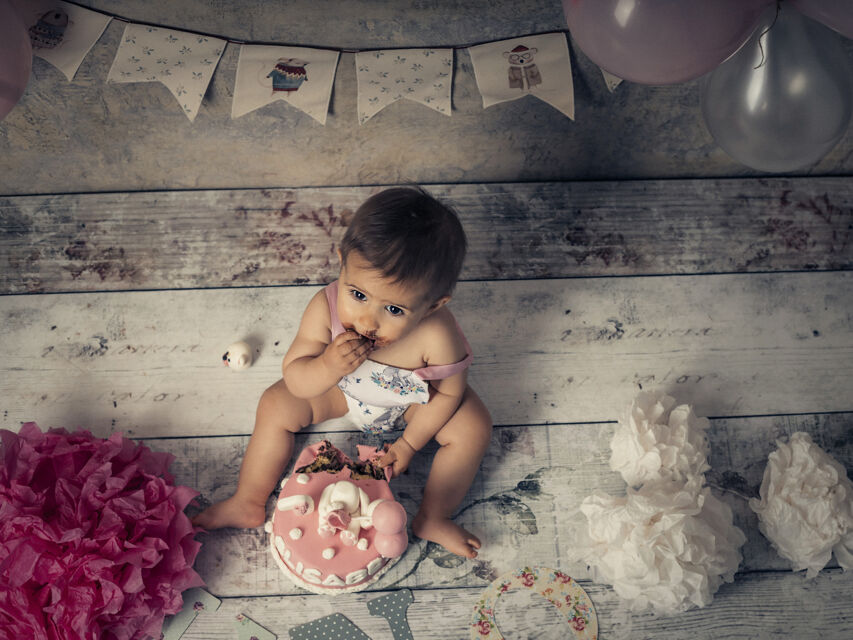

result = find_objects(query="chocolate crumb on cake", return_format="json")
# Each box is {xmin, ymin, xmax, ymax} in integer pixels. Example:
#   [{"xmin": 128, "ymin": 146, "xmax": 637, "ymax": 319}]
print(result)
[
  {"xmin": 295, "ymin": 440, "xmax": 386, "ymax": 479},
  {"xmin": 348, "ymin": 456, "xmax": 386, "ymax": 480},
  {"xmin": 295, "ymin": 440, "xmax": 346, "ymax": 474}
]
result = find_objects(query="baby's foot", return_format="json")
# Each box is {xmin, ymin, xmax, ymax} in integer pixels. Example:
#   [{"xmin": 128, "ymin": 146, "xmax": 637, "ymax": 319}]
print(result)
[
  {"xmin": 192, "ymin": 496, "xmax": 266, "ymax": 530},
  {"xmin": 412, "ymin": 514, "xmax": 481, "ymax": 558}
]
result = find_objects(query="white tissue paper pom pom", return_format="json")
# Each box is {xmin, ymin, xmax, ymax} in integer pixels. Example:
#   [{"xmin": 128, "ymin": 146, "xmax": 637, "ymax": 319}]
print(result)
[
  {"xmin": 749, "ymin": 432, "xmax": 853, "ymax": 578},
  {"xmin": 577, "ymin": 480, "xmax": 746, "ymax": 614},
  {"xmin": 610, "ymin": 390, "xmax": 711, "ymax": 487}
]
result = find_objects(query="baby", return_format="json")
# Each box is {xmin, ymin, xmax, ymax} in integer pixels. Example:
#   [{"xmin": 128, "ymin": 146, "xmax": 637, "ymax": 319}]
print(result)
[{"xmin": 193, "ymin": 186, "xmax": 493, "ymax": 558}]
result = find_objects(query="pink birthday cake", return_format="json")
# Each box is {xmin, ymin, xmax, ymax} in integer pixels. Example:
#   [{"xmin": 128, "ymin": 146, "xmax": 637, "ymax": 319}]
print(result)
[{"xmin": 266, "ymin": 440, "xmax": 409, "ymax": 594}]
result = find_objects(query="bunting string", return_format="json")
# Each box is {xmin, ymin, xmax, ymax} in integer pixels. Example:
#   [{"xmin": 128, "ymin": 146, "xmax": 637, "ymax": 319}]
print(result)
[
  {"xmin": 17, "ymin": 0, "xmax": 583, "ymax": 123},
  {"xmin": 59, "ymin": 0, "xmax": 570, "ymax": 52}
]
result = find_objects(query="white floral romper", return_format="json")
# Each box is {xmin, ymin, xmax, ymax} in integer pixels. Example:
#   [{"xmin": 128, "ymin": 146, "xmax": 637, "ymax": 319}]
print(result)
[{"xmin": 325, "ymin": 280, "xmax": 472, "ymax": 433}]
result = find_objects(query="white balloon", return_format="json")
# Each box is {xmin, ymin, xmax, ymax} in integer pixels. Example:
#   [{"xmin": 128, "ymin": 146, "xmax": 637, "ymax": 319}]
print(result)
[{"xmin": 701, "ymin": 4, "xmax": 852, "ymax": 172}]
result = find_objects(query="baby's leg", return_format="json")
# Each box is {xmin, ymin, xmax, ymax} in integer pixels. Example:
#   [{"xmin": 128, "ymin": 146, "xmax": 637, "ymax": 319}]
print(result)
[
  {"xmin": 192, "ymin": 379, "xmax": 347, "ymax": 530},
  {"xmin": 412, "ymin": 386, "xmax": 492, "ymax": 558}
]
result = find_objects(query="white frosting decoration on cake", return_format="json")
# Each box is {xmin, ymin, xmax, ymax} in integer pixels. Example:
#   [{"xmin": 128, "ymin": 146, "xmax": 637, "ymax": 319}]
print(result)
[
  {"xmin": 367, "ymin": 557, "xmax": 384, "ymax": 576},
  {"xmin": 277, "ymin": 494, "xmax": 315, "ymax": 515},
  {"xmin": 317, "ymin": 481, "xmax": 373, "ymax": 544},
  {"xmin": 346, "ymin": 569, "xmax": 368, "ymax": 584},
  {"xmin": 323, "ymin": 574, "xmax": 346, "ymax": 587},
  {"xmin": 264, "ymin": 521, "xmax": 273, "ymax": 533},
  {"xmin": 357, "ymin": 538, "xmax": 369, "ymax": 551},
  {"xmin": 364, "ymin": 498, "xmax": 385, "ymax": 519},
  {"xmin": 274, "ymin": 536, "xmax": 286, "ymax": 554},
  {"xmin": 283, "ymin": 552, "xmax": 297, "ymax": 571},
  {"xmin": 322, "ymin": 547, "xmax": 336, "ymax": 560},
  {"xmin": 303, "ymin": 568, "xmax": 322, "ymax": 583},
  {"xmin": 297, "ymin": 473, "xmax": 310, "ymax": 484},
  {"xmin": 289, "ymin": 527, "xmax": 303, "ymax": 540}
]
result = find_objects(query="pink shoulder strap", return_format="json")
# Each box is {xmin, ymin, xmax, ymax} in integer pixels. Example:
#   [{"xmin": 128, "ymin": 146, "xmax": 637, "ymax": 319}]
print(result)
[
  {"xmin": 325, "ymin": 280, "xmax": 346, "ymax": 340},
  {"xmin": 414, "ymin": 319, "xmax": 473, "ymax": 381}
]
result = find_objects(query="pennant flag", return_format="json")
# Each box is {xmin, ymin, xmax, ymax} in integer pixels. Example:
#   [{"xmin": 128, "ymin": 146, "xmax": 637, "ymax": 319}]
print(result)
[
  {"xmin": 601, "ymin": 68, "xmax": 623, "ymax": 92},
  {"xmin": 232, "ymin": 45, "xmax": 339, "ymax": 123},
  {"xmin": 468, "ymin": 33, "xmax": 575, "ymax": 120},
  {"xmin": 17, "ymin": 0, "xmax": 111, "ymax": 81},
  {"xmin": 355, "ymin": 48, "xmax": 452, "ymax": 124},
  {"xmin": 106, "ymin": 23, "xmax": 225, "ymax": 122}
]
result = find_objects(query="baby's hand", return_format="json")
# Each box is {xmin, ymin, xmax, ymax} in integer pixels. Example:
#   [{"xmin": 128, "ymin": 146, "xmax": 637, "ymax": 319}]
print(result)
[
  {"xmin": 322, "ymin": 330, "xmax": 372, "ymax": 377},
  {"xmin": 379, "ymin": 437, "xmax": 416, "ymax": 478}
]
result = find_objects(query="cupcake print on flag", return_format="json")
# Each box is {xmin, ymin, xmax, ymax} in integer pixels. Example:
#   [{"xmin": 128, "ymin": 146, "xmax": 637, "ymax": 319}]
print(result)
[
  {"xmin": 107, "ymin": 23, "xmax": 225, "ymax": 122},
  {"xmin": 468, "ymin": 32, "xmax": 575, "ymax": 119},
  {"xmin": 18, "ymin": 0, "xmax": 111, "ymax": 81},
  {"xmin": 232, "ymin": 45, "xmax": 339, "ymax": 124},
  {"xmin": 268, "ymin": 57, "xmax": 308, "ymax": 92},
  {"xmin": 356, "ymin": 49, "xmax": 453, "ymax": 124}
]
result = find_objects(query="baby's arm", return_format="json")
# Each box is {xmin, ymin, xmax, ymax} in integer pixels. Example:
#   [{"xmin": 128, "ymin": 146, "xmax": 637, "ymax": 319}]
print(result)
[
  {"xmin": 382, "ymin": 373, "xmax": 467, "ymax": 477},
  {"xmin": 282, "ymin": 290, "xmax": 373, "ymax": 398},
  {"xmin": 381, "ymin": 314, "xmax": 468, "ymax": 475},
  {"xmin": 402, "ymin": 373, "xmax": 467, "ymax": 451}
]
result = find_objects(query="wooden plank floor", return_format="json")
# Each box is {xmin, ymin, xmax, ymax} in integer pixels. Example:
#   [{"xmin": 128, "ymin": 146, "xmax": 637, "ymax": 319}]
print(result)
[{"xmin": 1, "ymin": 180, "xmax": 851, "ymax": 639}]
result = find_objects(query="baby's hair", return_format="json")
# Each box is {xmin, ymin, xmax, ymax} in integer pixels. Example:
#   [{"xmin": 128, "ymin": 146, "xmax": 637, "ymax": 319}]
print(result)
[{"xmin": 340, "ymin": 186, "xmax": 467, "ymax": 304}]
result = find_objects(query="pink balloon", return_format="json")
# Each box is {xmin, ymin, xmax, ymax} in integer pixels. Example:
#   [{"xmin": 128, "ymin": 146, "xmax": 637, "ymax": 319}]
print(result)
[
  {"xmin": 791, "ymin": 0, "xmax": 853, "ymax": 39},
  {"xmin": 374, "ymin": 530, "xmax": 408, "ymax": 559},
  {"xmin": 371, "ymin": 500, "xmax": 407, "ymax": 535},
  {"xmin": 0, "ymin": 0, "xmax": 32, "ymax": 121},
  {"xmin": 562, "ymin": 0, "xmax": 771, "ymax": 85}
]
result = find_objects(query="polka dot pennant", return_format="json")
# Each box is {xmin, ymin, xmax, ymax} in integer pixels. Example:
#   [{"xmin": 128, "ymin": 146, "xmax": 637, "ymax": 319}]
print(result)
[
  {"xmin": 367, "ymin": 589, "xmax": 414, "ymax": 640},
  {"xmin": 288, "ymin": 613, "xmax": 371, "ymax": 640}
]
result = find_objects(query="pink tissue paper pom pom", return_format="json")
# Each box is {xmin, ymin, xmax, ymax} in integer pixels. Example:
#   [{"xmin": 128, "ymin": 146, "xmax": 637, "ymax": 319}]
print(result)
[{"xmin": 0, "ymin": 422, "xmax": 205, "ymax": 640}]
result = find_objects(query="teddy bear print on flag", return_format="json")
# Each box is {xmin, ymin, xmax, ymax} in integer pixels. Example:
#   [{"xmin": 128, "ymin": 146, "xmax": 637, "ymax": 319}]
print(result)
[
  {"xmin": 468, "ymin": 32, "xmax": 574, "ymax": 119},
  {"xmin": 356, "ymin": 49, "xmax": 453, "ymax": 124},
  {"xmin": 107, "ymin": 23, "xmax": 225, "ymax": 122},
  {"xmin": 232, "ymin": 45, "xmax": 340, "ymax": 123}
]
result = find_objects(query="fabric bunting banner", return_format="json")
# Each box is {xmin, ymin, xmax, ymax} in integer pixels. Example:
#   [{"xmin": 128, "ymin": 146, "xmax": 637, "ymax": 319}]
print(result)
[
  {"xmin": 18, "ymin": 0, "xmax": 111, "ymax": 82},
  {"xmin": 468, "ymin": 32, "xmax": 575, "ymax": 120},
  {"xmin": 12, "ymin": 1, "xmax": 589, "ymax": 125},
  {"xmin": 601, "ymin": 68, "xmax": 623, "ymax": 92},
  {"xmin": 355, "ymin": 48, "xmax": 453, "ymax": 124},
  {"xmin": 106, "ymin": 24, "xmax": 225, "ymax": 122},
  {"xmin": 232, "ymin": 45, "xmax": 339, "ymax": 123}
]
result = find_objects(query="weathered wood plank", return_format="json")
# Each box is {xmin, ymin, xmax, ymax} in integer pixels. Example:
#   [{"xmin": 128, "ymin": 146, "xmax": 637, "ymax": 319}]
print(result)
[
  {"xmin": 2, "ymin": 273, "xmax": 851, "ymax": 437},
  {"xmin": 176, "ymin": 570, "xmax": 853, "ymax": 640},
  {"xmin": 1, "ymin": 178, "xmax": 850, "ymax": 293},
  {"xmin": 157, "ymin": 414, "xmax": 852, "ymax": 597}
]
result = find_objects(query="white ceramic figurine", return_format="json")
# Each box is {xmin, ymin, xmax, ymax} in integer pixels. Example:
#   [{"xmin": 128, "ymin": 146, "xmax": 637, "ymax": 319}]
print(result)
[{"xmin": 222, "ymin": 341, "xmax": 253, "ymax": 371}]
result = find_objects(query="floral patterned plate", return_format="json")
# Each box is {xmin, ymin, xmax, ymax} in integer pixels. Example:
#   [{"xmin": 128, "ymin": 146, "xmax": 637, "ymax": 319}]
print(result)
[{"xmin": 470, "ymin": 566, "xmax": 597, "ymax": 639}]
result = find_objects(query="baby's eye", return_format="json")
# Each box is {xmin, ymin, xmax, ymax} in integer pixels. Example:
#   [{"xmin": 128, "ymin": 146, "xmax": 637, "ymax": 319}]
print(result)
[
  {"xmin": 386, "ymin": 305, "xmax": 404, "ymax": 316},
  {"xmin": 351, "ymin": 289, "xmax": 366, "ymax": 301}
]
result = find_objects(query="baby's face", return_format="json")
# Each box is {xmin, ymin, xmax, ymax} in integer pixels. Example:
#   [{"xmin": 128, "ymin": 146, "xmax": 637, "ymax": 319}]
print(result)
[{"xmin": 337, "ymin": 252, "xmax": 433, "ymax": 349}]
